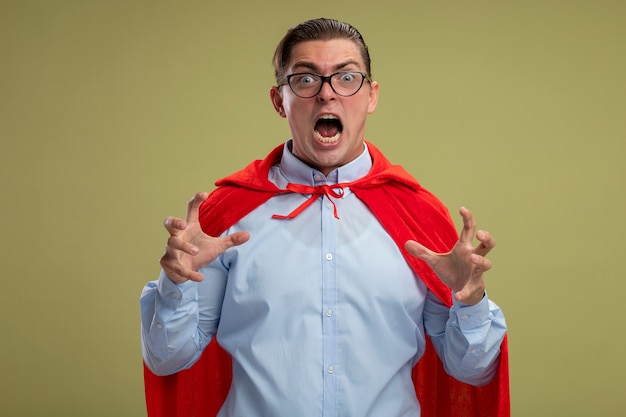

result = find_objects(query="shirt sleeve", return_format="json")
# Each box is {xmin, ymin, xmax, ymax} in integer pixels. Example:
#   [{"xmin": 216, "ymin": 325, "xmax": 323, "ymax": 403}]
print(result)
[
  {"xmin": 140, "ymin": 260, "xmax": 229, "ymax": 376},
  {"xmin": 423, "ymin": 289, "xmax": 507, "ymax": 386}
]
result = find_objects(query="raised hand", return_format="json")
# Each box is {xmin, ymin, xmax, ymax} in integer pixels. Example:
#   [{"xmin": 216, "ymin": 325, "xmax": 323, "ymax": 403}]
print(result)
[
  {"xmin": 405, "ymin": 207, "xmax": 495, "ymax": 305},
  {"xmin": 160, "ymin": 192, "xmax": 250, "ymax": 284}
]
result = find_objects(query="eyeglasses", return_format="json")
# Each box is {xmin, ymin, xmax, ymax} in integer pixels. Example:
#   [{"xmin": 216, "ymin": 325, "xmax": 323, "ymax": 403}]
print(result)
[{"xmin": 278, "ymin": 71, "xmax": 371, "ymax": 98}]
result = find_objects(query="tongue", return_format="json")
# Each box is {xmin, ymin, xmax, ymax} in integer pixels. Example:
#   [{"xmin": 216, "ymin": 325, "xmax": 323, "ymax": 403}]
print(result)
[{"xmin": 315, "ymin": 120, "xmax": 340, "ymax": 138}]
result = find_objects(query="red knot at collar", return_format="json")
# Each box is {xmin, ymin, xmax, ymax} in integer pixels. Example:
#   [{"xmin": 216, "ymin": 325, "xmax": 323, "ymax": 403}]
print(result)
[{"xmin": 272, "ymin": 182, "xmax": 348, "ymax": 220}]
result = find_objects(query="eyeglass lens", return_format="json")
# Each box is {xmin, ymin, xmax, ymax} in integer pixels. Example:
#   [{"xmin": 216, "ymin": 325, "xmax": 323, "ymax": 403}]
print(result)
[{"xmin": 288, "ymin": 72, "xmax": 365, "ymax": 98}]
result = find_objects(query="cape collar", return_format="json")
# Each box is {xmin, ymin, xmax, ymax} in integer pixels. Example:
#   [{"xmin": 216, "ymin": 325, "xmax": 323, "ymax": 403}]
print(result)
[{"xmin": 215, "ymin": 141, "xmax": 422, "ymax": 194}]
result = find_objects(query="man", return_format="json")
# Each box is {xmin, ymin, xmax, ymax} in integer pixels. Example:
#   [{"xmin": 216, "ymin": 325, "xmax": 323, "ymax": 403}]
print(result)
[{"xmin": 141, "ymin": 18, "xmax": 509, "ymax": 417}]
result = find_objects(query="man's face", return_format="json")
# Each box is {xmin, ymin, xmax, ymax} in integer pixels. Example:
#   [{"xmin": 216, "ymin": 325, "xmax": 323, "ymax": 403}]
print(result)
[{"xmin": 270, "ymin": 39, "xmax": 379, "ymax": 175}]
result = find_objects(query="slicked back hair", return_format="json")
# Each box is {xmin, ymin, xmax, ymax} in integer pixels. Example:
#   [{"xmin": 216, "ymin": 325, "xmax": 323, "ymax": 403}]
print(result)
[{"xmin": 272, "ymin": 18, "xmax": 372, "ymax": 83}]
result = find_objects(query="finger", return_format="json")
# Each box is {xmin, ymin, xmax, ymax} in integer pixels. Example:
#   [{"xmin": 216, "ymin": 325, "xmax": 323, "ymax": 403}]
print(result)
[
  {"xmin": 163, "ymin": 216, "xmax": 187, "ymax": 236},
  {"xmin": 458, "ymin": 206, "xmax": 476, "ymax": 244},
  {"xmin": 474, "ymin": 229, "xmax": 496, "ymax": 256},
  {"xmin": 161, "ymin": 261, "xmax": 204, "ymax": 283},
  {"xmin": 470, "ymin": 253, "xmax": 493, "ymax": 274},
  {"xmin": 209, "ymin": 231, "xmax": 251, "ymax": 257},
  {"xmin": 223, "ymin": 231, "xmax": 251, "ymax": 248},
  {"xmin": 166, "ymin": 235, "xmax": 199, "ymax": 256},
  {"xmin": 404, "ymin": 240, "xmax": 435, "ymax": 262},
  {"xmin": 454, "ymin": 286, "xmax": 485, "ymax": 305},
  {"xmin": 174, "ymin": 267, "xmax": 204, "ymax": 282},
  {"xmin": 186, "ymin": 192, "xmax": 209, "ymax": 224}
]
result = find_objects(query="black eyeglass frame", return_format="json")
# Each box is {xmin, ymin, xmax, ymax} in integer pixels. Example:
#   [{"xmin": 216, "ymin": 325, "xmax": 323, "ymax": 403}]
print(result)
[{"xmin": 278, "ymin": 70, "xmax": 372, "ymax": 98}]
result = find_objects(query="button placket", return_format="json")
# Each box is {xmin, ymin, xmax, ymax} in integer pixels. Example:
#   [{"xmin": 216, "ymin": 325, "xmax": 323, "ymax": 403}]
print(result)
[{"xmin": 320, "ymin": 180, "xmax": 338, "ymax": 414}]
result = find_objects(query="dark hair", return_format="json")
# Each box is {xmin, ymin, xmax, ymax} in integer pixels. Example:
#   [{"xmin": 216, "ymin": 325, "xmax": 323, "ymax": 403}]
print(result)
[{"xmin": 272, "ymin": 18, "xmax": 372, "ymax": 83}]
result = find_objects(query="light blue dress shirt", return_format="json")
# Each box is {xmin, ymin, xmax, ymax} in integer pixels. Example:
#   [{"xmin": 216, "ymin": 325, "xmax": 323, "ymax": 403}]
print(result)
[{"xmin": 141, "ymin": 141, "xmax": 507, "ymax": 417}]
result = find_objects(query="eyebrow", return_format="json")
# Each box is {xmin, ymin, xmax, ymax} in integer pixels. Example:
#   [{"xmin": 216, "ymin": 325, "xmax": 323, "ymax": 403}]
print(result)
[{"xmin": 291, "ymin": 60, "xmax": 362, "ymax": 73}]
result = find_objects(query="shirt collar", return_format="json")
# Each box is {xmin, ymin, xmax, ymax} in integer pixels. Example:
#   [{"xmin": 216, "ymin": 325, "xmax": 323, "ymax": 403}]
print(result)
[{"xmin": 279, "ymin": 139, "xmax": 373, "ymax": 186}]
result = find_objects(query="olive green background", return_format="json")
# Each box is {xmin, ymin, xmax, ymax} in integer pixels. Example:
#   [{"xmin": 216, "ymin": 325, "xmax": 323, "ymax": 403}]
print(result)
[{"xmin": 1, "ymin": 1, "xmax": 624, "ymax": 416}]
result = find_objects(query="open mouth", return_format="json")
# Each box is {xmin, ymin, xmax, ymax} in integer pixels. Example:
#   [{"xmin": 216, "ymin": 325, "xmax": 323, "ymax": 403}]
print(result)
[{"xmin": 314, "ymin": 114, "xmax": 343, "ymax": 143}]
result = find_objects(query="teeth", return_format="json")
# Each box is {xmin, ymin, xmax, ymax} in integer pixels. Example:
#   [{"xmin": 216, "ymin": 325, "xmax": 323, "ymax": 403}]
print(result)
[
  {"xmin": 314, "ymin": 130, "xmax": 341, "ymax": 143},
  {"xmin": 314, "ymin": 114, "xmax": 341, "ymax": 143}
]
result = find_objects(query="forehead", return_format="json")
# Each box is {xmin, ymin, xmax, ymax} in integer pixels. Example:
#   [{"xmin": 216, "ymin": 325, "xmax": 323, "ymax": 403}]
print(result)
[{"xmin": 287, "ymin": 39, "xmax": 365, "ymax": 72}]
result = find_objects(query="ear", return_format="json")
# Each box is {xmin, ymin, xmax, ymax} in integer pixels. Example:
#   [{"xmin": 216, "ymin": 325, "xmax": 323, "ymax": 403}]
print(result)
[
  {"xmin": 367, "ymin": 81, "xmax": 379, "ymax": 114},
  {"xmin": 270, "ymin": 86, "xmax": 286, "ymax": 118}
]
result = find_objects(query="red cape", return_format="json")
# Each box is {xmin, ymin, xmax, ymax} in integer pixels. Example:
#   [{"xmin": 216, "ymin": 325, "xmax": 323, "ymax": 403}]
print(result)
[{"xmin": 144, "ymin": 142, "xmax": 510, "ymax": 417}]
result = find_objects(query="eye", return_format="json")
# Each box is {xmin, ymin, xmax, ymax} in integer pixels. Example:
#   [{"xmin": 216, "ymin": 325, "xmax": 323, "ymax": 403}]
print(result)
[
  {"xmin": 295, "ymin": 74, "xmax": 317, "ymax": 85},
  {"xmin": 339, "ymin": 73, "xmax": 356, "ymax": 83}
]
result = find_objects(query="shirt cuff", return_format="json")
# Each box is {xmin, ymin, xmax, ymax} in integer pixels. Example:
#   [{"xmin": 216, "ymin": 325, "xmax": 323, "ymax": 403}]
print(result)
[
  {"xmin": 451, "ymin": 291, "xmax": 491, "ymax": 331},
  {"xmin": 157, "ymin": 270, "xmax": 198, "ymax": 308}
]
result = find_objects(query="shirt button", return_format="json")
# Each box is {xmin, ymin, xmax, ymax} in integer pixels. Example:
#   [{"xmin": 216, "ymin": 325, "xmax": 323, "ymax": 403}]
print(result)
[
  {"xmin": 470, "ymin": 349, "xmax": 478, "ymax": 355},
  {"xmin": 326, "ymin": 202, "xmax": 333, "ymax": 209},
  {"xmin": 327, "ymin": 365, "xmax": 335, "ymax": 374},
  {"xmin": 461, "ymin": 314, "xmax": 469, "ymax": 320},
  {"xmin": 325, "ymin": 253, "xmax": 333, "ymax": 261},
  {"xmin": 172, "ymin": 292, "xmax": 180, "ymax": 299},
  {"xmin": 156, "ymin": 323, "xmax": 163, "ymax": 329},
  {"xmin": 325, "ymin": 309, "xmax": 334, "ymax": 317}
]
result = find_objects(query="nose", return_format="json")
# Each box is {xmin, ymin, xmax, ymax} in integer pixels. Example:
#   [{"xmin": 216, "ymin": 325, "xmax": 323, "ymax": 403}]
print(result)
[{"xmin": 316, "ymin": 78, "xmax": 336, "ymax": 101}]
